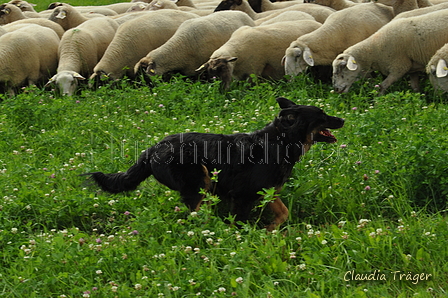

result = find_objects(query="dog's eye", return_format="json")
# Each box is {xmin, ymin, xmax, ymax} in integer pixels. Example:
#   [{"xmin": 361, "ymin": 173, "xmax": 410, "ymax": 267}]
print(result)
[{"xmin": 287, "ymin": 114, "xmax": 295, "ymax": 121}]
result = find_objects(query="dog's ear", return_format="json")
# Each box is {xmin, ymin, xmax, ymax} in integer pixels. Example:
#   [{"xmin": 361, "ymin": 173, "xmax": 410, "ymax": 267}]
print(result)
[
  {"xmin": 277, "ymin": 109, "xmax": 301, "ymax": 128},
  {"xmin": 276, "ymin": 97, "xmax": 296, "ymax": 109}
]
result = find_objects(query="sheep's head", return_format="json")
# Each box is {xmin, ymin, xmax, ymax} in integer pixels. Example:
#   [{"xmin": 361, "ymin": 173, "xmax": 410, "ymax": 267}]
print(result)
[
  {"xmin": 282, "ymin": 44, "xmax": 312, "ymax": 76},
  {"xmin": 214, "ymin": 0, "xmax": 243, "ymax": 12},
  {"xmin": 196, "ymin": 57, "xmax": 236, "ymax": 90},
  {"xmin": 135, "ymin": 58, "xmax": 158, "ymax": 76},
  {"xmin": 332, "ymin": 54, "xmax": 361, "ymax": 94},
  {"xmin": 46, "ymin": 71, "xmax": 85, "ymax": 96},
  {"xmin": 147, "ymin": 0, "xmax": 177, "ymax": 11},
  {"xmin": 0, "ymin": 4, "xmax": 12, "ymax": 24},
  {"xmin": 48, "ymin": 6, "xmax": 68, "ymax": 24},
  {"xmin": 427, "ymin": 58, "xmax": 448, "ymax": 93},
  {"xmin": 9, "ymin": 0, "xmax": 36, "ymax": 12}
]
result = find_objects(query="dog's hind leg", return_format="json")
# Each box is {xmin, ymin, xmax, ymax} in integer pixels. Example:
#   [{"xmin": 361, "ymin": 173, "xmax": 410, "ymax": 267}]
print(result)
[
  {"xmin": 180, "ymin": 164, "xmax": 212, "ymax": 211},
  {"xmin": 265, "ymin": 197, "xmax": 289, "ymax": 231}
]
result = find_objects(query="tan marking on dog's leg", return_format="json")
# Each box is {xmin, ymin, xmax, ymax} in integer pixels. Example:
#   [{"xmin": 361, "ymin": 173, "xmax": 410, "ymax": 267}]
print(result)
[
  {"xmin": 266, "ymin": 197, "xmax": 289, "ymax": 231},
  {"xmin": 194, "ymin": 164, "xmax": 211, "ymax": 211}
]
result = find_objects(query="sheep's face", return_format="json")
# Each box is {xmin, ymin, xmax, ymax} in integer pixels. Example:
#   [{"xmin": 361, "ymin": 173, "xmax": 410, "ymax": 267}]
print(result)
[
  {"xmin": 283, "ymin": 45, "xmax": 309, "ymax": 76},
  {"xmin": 49, "ymin": 71, "xmax": 85, "ymax": 96},
  {"xmin": 135, "ymin": 58, "xmax": 158, "ymax": 76},
  {"xmin": 198, "ymin": 57, "xmax": 236, "ymax": 89},
  {"xmin": 214, "ymin": 0, "xmax": 243, "ymax": 12},
  {"xmin": 332, "ymin": 54, "xmax": 361, "ymax": 94},
  {"xmin": 0, "ymin": 4, "xmax": 12, "ymax": 24},
  {"xmin": 427, "ymin": 59, "xmax": 448, "ymax": 93}
]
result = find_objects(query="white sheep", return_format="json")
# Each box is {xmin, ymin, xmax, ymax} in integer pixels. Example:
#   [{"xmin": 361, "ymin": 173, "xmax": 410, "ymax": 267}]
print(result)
[
  {"xmin": 283, "ymin": 2, "xmax": 393, "ymax": 76},
  {"xmin": 0, "ymin": 24, "xmax": 59, "ymax": 95},
  {"xmin": 46, "ymin": 14, "xmax": 119, "ymax": 96},
  {"xmin": 257, "ymin": 0, "xmax": 306, "ymax": 11},
  {"xmin": 0, "ymin": 26, "xmax": 6, "ymax": 36},
  {"xmin": 48, "ymin": 4, "xmax": 115, "ymax": 30},
  {"xmin": 332, "ymin": 9, "xmax": 448, "ymax": 94},
  {"xmin": 126, "ymin": 2, "xmax": 149, "ymax": 12},
  {"xmin": 254, "ymin": 10, "xmax": 315, "ymax": 25},
  {"xmin": 198, "ymin": 20, "xmax": 322, "ymax": 89},
  {"xmin": 309, "ymin": 0, "xmax": 358, "ymax": 10},
  {"xmin": 0, "ymin": 3, "xmax": 35, "ymax": 24},
  {"xmin": 214, "ymin": 0, "xmax": 334, "ymax": 23},
  {"xmin": 91, "ymin": 10, "xmax": 198, "ymax": 81},
  {"xmin": 0, "ymin": 4, "xmax": 65, "ymax": 38},
  {"xmin": 426, "ymin": 43, "xmax": 448, "ymax": 92},
  {"xmin": 46, "ymin": 3, "xmax": 119, "ymax": 16},
  {"xmin": 146, "ymin": 0, "xmax": 213, "ymax": 16},
  {"xmin": 134, "ymin": 10, "xmax": 255, "ymax": 77},
  {"xmin": 7, "ymin": 0, "xmax": 38, "ymax": 15},
  {"xmin": 394, "ymin": 2, "xmax": 448, "ymax": 19}
]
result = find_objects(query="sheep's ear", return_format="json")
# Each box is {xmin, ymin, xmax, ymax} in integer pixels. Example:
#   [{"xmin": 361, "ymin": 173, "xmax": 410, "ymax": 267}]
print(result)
[
  {"xmin": 346, "ymin": 56, "xmax": 358, "ymax": 71},
  {"xmin": 45, "ymin": 75, "xmax": 57, "ymax": 87},
  {"xmin": 153, "ymin": 1, "xmax": 163, "ymax": 8},
  {"xmin": 56, "ymin": 9, "xmax": 67, "ymax": 19},
  {"xmin": 276, "ymin": 97, "xmax": 296, "ymax": 109},
  {"xmin": 195, "ymin": 62, "xmax": 208, "ymax": 72},
  {"xmin": 227, "ymin": 57, "xmax": 237, "ymax": 63},
  {"xmin": 73, "ymin": 72, "xmax": 85, "ymax": 80},
  {"xmin": 303, "ymin": 47, "xmax": 314, "ymax": 66},
  {"xmin": 436, "ymin": 59, "xmax": 448, "ymax": 78}
]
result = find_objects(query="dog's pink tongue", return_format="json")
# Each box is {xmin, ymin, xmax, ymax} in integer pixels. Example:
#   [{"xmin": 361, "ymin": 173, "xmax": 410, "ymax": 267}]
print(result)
[{"xmin": 321, "ymin": 129, "xmax": 337, "ymax": 142}]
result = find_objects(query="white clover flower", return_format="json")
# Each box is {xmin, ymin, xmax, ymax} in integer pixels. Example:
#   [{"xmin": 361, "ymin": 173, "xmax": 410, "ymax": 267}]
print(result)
[
  {"xmin": 96, "ymin": 270, "xmax": 102, "ymax": 275},
  {"xmin": 321, "ymin": 240, "xmax": 328, "ymax": 245},
  {"xmin": 134, "ymin": 284, "xmax": 142, "ymax": 290},
  {"xmin": 218, "ymin": 287, "xmax": 226, "ymax": 293},
  {"xmin": 298, "ymin": 264, "xmax": 306, "ymax": 270},
  {"xmin": 236, "ymin": 277, "xmax": 243, "ymax": 284}
]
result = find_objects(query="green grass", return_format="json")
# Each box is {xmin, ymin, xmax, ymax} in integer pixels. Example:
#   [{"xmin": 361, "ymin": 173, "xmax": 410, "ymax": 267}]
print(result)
[{"xmin": 0, "ymin": 73, "xmax": 447, "ymax": 297}]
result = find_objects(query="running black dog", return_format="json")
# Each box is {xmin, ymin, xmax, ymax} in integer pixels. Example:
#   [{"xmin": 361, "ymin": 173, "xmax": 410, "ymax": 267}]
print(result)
[{"xmin": 85, "ymin": 97, "xmax": 344, "ymax": 230}]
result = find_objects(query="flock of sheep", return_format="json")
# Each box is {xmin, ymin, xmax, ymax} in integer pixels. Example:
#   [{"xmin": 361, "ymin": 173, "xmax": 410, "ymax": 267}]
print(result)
[{"xmin": 1, "ymin": 0, "xmax": 448, "ymax": 96}]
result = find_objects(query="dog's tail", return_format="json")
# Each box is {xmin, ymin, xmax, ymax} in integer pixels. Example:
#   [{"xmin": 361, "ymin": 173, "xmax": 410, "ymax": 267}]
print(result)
[{"xmin": 83, "ymin": 149, "xmax": 153, "ymax": 193}]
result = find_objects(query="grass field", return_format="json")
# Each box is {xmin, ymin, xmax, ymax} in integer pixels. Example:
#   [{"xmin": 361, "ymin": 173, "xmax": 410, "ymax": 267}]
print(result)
[
  {"xmin": 1, "ymin": 72, "xmax": 447, "ymax": 297},
  {"xmin": 1, "ymin": 1, "xmax": 447, "ymax": 296}
]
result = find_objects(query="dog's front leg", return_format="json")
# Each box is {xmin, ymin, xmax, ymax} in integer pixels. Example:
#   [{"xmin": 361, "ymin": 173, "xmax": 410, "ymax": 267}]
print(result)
[{"xmin": 266, "ymin": 197, "xmax": 289, "ymax": 231}]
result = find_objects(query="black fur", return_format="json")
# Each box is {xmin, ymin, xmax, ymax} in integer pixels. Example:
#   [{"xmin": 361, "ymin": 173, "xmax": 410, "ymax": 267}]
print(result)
[{"xmin": 85, "ymin": 97, "xmax": 344, "ymax": 227}]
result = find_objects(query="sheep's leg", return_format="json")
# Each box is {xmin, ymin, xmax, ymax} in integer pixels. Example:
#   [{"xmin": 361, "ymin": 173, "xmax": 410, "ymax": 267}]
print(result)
[
  {"xmin": 379, "ymin": 72, "xmax": 403, "ymax": 95},
  {"xmin": 409, "ymin": 73, "xmax": 420, "ymax": 92}
]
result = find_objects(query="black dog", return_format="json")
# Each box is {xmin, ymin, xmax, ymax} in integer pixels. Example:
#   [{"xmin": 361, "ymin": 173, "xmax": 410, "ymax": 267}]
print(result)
[{"xmin": 85, "ymin": 97, "xmax": 344, "ymax": 230}]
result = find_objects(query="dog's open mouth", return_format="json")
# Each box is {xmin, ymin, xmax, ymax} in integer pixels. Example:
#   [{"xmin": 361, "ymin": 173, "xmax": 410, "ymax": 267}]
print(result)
[{"xmin": 316, "ymin": 128, "xmax": 338, "ymax": 143}]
